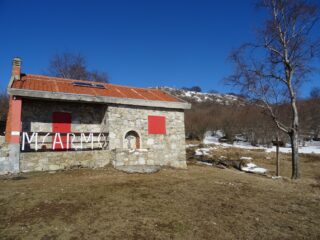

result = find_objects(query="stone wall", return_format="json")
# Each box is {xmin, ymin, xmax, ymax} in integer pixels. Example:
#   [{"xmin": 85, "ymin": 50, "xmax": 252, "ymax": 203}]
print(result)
[
  {"xmin": 108, "ymin": 105, "xmax": 187, "ymax": 168},
  {"xmin": 112, "ymin": 148, "xmax": 153, "ymax": 167},
  {"xmin": 0, "ymin": 142, "xmax": 10, "ymax": 174},
  {"xmin": 1, "ymin": 99, "xmax": 188, "ymax": 174},
  {"xmin": 20, "ymin": 150, "xmax": 112, "ymax": 172},
  {"xmin": 0, "ymin": 136, "xmax": 5, "ymax": 145},
  {"xmin": 22, "ymin": 99, "xmax": 108, "ymax": 132},
  {"xmin": 21, "ymin": 99, "xmax": 108, "ymax": 150}
]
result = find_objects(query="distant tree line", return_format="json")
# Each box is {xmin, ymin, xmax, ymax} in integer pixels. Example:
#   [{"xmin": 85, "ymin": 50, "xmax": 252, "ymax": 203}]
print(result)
[
  {"xmin": 0, "ymin": 91, "xmax": 9, "ymax": 135},
  {"xmin": 184, "ymin": 87, "xmax": 320, "ymax": 146},
  {"xmin": 181, "ymin": 86, "xmax": 202, "ymax": 92},
  {"xmin": 0, "ymin": 92, "xmax": 8, "ymax": 123}
]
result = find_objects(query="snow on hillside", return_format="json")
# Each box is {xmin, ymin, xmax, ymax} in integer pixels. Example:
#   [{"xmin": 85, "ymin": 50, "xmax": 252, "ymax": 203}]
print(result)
[
  {"xmin": 265, "ymin": 145, "xmax": 320, "ymax": 154},
  {"xmin": 202, "ymin": 133, "xmax": 320, "ymax": 154},
  {"xmin": 158, "ymin": 87, "xmax": 244, "ymax": 105}
]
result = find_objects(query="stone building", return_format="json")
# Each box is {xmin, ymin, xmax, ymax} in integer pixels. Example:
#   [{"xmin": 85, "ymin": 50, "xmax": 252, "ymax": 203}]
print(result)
[{"xmin": 0, "ymin": 58, "xmax": 191, "ymax": 174}]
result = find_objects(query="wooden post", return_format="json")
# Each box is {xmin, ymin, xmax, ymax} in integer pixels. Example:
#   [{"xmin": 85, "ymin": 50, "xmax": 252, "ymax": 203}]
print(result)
[{"xmin": 276, "ymin": 135, "xmax": 280, "ymax": 177}]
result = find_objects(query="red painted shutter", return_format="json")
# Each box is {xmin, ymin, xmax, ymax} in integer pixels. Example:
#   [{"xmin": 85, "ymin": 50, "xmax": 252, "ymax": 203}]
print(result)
[
  {"xmin": 52, "ymin": 112, "xmax": 71, "ymax": 150},
  {"xmin": 148, "ymin": 116, "xmax": 166, "ymax": 134}
]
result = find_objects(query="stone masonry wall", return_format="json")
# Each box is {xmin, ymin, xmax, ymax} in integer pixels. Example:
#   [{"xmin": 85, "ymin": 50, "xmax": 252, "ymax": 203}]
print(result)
[
  {"xmin": 20, "ymin": 150, "xmax": 112, "ymax": 172},
  {"xmin": 112, "ymin": 148, "xmax": 153, "ymax": 167},
  {"xmin": 3, "ymin": 99, "xmax": 187, "ymax": 174},
  {"xmin": 108, "ymin": 105, "xmax": 187, "ymax": 168},
  {"xmin": 22, "ymin": 99, "xmax": 108, "ymax": 133},
  {"xmin": 16, "ymin": 99, "xmax": 112, "ymax": 173},
  {"xmin": 21, "ymin": 99, "xmax": 108, "ymax": 150},
  {"xmin": 0, "ymin": 141, "xmax": 11, "ymax": 174}
]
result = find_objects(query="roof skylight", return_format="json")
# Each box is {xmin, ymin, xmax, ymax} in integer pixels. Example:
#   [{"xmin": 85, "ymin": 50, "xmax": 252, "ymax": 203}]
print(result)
[{"xmin": 73, "ymin": 82, "xmax": 105, "ymax": 89}]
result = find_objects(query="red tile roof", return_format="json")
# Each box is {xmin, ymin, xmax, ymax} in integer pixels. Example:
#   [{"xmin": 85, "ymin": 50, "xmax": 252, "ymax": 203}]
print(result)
[{"xmin": 11, "ymin": 74, "xmax": 181, "ymax": 102}]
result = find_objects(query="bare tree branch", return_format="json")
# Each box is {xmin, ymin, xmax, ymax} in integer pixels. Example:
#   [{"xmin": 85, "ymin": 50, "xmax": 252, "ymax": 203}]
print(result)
[{"xmin": 47, "ymin": 52, "xmax": 109, "ymax": 83}]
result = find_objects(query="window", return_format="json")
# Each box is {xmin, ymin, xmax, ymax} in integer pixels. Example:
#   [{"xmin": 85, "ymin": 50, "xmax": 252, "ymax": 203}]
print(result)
[{"xmin": 148, "ymin": 116, "xmax": 166, "ymax": 134}]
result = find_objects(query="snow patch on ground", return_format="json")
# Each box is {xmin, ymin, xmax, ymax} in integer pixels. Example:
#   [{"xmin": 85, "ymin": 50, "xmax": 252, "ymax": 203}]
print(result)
[
  {"xmin": 186, "ymin": 144, "xmax": 199, "ymax": 148},
  {"xmin": 202, "ymin": 134, "xmax": 320, "ymax": 154},
  {"xmin": 203, "ymin": 130, "xmax": 224, "ymax": 144},
  {"xmin": 218, "ymin": 142, "xmax": 265, "ymax": 150},
  {"xmin": 195, "ymin": 148, "xmax": 213, "ymax": 156},
  {"xmin": 203, "ymin": 136, "xmax": 220, "ymax": 144},
  {"xmin": 265, "ymin": 146, "xmax": 320, "ymax": 154},
  {"xmin": 197, "ymin": 161, "xmax": 213, "ymax": 166},
  {"xmin": 241, "ymin": 163, "xmax": 267, "ymax": 174}
]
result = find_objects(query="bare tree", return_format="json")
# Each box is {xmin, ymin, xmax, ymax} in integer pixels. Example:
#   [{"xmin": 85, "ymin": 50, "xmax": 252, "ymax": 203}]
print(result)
[
  {"xmin": 0, "ymin": 91, "xmax": 9, "ymax": 122},
  {"xmin": 47, "ymin": 52, "xmax": 109, "ymax": 83},
  {"xmin": 227, "ymin": 0, "xmax": 320, "ymax": 179},
  {"xmin": 0, "ymin": 91, "xmax": 9, "ymax": 135},
  {"xmin": 310, "ymin": 87, "xmax": 320, "ymax": 99}
]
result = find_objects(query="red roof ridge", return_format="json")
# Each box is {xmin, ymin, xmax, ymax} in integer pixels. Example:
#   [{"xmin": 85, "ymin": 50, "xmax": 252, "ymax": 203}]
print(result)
[
  {"xmin": 12, "ymin": 73, "xmax": 184, "ymax": 103},
  {"xmin": 22, "ymin": 74, "xmax": 106, "ymax": 85},
  {"xmin": 21, "ymin": 73, "xmax": 161, "ymax": 92}
]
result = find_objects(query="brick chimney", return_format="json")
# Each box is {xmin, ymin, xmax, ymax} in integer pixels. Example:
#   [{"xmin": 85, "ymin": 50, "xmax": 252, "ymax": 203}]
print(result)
[{"xmin": 12, "ymin": 57, "xmax": 21, "ymax": 80}]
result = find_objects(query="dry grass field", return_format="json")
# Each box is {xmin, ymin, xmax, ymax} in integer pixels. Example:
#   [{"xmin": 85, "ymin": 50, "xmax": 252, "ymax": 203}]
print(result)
[{"xmin": 0, "ymin": 146, "xmax": 320, "ymax": 240}]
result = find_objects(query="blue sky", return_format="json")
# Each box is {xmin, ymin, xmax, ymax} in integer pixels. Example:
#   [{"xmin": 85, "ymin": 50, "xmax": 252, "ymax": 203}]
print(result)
[{"xmin": 0, "ymin": 0, "xmax": 318, "ymax": 96}]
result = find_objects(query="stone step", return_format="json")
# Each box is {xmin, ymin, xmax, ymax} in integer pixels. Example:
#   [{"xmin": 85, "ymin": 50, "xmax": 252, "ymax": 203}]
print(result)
[{"xmin": 114, "ymin": 165, "xmax": 161, "ymax": 173}]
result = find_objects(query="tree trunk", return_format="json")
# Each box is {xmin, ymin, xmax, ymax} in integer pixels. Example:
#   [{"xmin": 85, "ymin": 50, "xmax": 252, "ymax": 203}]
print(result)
[
  {"xmin": 287, "ymin": 72, "xmax": 300, "ymax": 179},
  {"xmin": 290, "ymin": 130, "xmax": 300, "ymax": 179},
  {"xmin": 276, "ymin": 134, "xmax": 280, "ymax": 177}
]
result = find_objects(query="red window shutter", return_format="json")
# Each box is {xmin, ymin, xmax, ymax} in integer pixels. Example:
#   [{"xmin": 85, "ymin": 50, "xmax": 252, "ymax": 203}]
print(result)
[
  {"xmin": 148, "ymin": 116, "xmax": 166, "ymax": 134},
  {"xmin": 52, "ymin": 112, "xmax": 72, "ymax": 150}
]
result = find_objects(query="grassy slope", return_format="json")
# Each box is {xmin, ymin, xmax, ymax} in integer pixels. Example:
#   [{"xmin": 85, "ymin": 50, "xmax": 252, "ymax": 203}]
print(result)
[{"xmin": 0, "ymin": 149, "xmax": 319, "ymax": 240}]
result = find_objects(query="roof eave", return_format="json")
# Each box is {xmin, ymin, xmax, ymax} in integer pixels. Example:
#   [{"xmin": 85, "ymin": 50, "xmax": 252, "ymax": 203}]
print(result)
[{"xmin": 8, "ymin": 88, "xmax": 192, "ymax": 110}]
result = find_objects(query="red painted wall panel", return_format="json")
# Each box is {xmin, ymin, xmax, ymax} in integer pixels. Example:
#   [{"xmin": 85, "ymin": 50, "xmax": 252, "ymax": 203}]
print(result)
[
  {"xmin": 148, "ymin": 116, "xmax": 166, "ymax": 134},
  {"xmin": 52, "ymin": 112, "xmax": 71, "ymax": 150},
  {"xmin": 10, "ymin": 97, "xmax": 22, "ymax": 144}
]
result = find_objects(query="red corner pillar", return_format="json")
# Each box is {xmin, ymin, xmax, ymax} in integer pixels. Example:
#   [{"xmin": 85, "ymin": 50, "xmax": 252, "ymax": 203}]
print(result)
[
  {"xmin": 10, "ymin": 97, "xmax": 22, "ymax": 143},
  {"xmin": 6, "ymin": 96, "xmax": 22, "ymax": 173}
]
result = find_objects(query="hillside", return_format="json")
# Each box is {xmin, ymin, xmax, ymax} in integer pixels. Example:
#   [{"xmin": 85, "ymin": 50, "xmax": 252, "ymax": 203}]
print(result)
[
  {"xmin": 158, "ymin": 87, "xmax": 246, "ymax": 105},
  {"xmin": 159, "ymin": 87, "xmax": 319, "ymax": 145}
]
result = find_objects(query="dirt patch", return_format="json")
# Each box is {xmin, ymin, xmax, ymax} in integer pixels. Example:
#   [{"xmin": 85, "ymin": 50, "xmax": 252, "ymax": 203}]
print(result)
[{"xmin": 10, "ymin": 201, "xmax": 87, "ymax": 224}]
